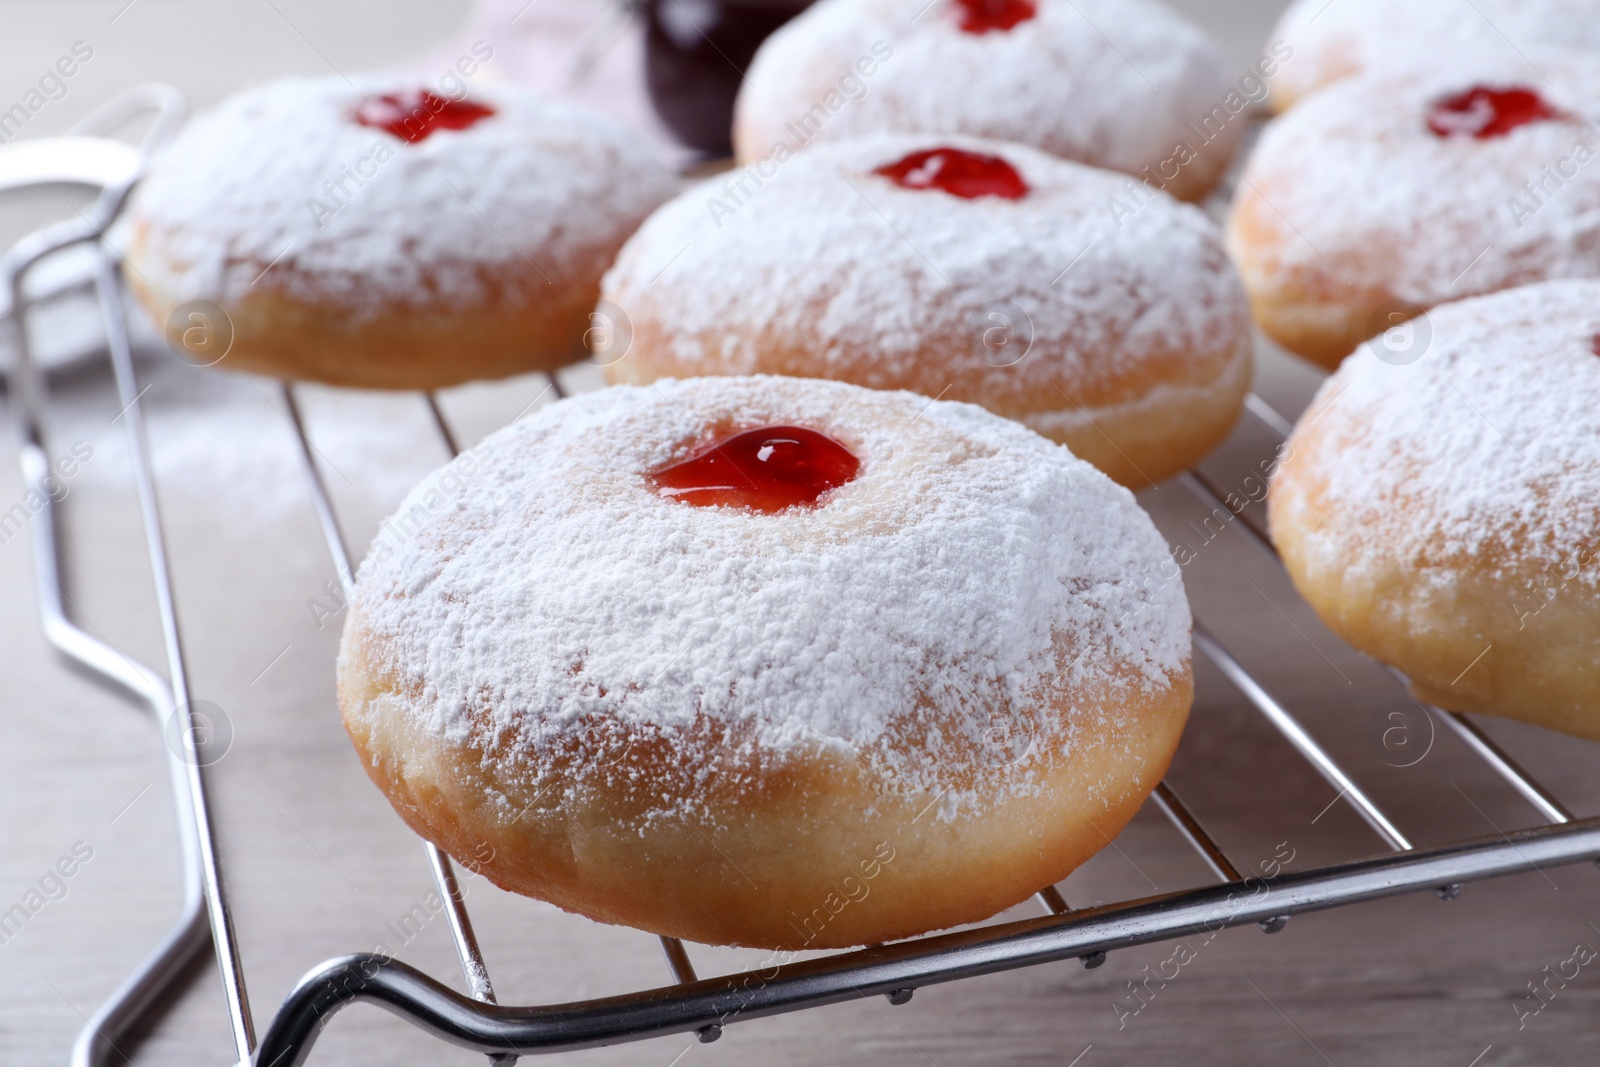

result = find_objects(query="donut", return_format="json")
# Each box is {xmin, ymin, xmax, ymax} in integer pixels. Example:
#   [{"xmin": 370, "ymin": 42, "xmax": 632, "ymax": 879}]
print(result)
[
  {"xmin": 338, "ymin": 375, "xmax": 1193, "ymax": 949},
  {"xmin": 733, "ymin": 0, "xmax": 1243, "ymax": 202},
  {"xmin": 599, "ymin": 135, "xmax": 1252, "ymax": 488},
  {"xmin": 1228, "ymin": 53, "xmax": 1600, "ymax": 369},
  {"xmin": 1269, "ymin": 281, "xmax": 1600, "ymax": 741},
  {"xmin": 122, "ymin": 76, "xmax": 677, "ymax": 389},
  {"xmin": 1266, "ymin": 0, "xmax": 1600, "ymax": 113}
]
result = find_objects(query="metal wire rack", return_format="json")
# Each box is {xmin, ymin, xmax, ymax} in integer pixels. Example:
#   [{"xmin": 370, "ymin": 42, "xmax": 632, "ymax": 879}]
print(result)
[{"xmin": 7, "ymin": 98, "xmax": 1600, "ymax": 1067}]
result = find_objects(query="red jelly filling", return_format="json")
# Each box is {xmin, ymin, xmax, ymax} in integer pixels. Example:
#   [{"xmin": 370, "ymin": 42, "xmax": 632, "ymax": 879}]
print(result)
[
  {"xmin": 1427, "ymin": 85, "xmax": 1560, "ymax": 139},
  {"xmin": 354, "ymin": 90, "xmax": 495, "ymax": 143},
  {"xmin": 652, "ymin": 426, "xmax": 860, "ymax": 513},
  {"xmin": 952, "ymin": 0, "xmax": 1037, "ymax": 33},
  {"xmin": 874, "ymin": 147, "xmax": 1029, "ymax": 199}
]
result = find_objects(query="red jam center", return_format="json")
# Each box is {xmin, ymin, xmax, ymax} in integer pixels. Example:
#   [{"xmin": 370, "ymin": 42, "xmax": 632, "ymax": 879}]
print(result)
[
  {"xmin": 651, "ymin": 426, "xmax": 860, "ymax": 513},
  {"xmin": 874, "ymin": 147, "xmax": 1029, "ymax": 200},
  {"xmin": 1427, "ymin": 85, "xmax": 1560, "ymax": 139},
  {"xmin": 952, "ymin": 0, "xmax": 1037, "ymax": 33},
  {"xmin": 353, "ymin": 90, "xmax": 496, "ymax": 143}
]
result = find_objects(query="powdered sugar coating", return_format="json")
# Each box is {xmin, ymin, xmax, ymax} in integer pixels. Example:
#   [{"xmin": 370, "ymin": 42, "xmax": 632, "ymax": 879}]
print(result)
[
  {"xmin": 604, "ymin": 134, "xmax": 1247, "ymax": 403},
  {"xmin": 734, "ymin": 0, "xmax": 1240, "ymax": 197},
  {"xmin": 346, "ymin": 376, "xmax": 1191, "ymax": 810},
  {"xmin": 126, "ymin": 76, "xmax": 678, "ymax": 317},
  {"xmin": 1277, "ymin": 280, "xmax": 1600, "ymax": 588},
  {"xmin": 1238, "ymin": 52, "xmax": 1600, "ymax": 310},
  {"xmin": 1269, "ymin": 0, "xmax": 1600, "ymax": 107}
]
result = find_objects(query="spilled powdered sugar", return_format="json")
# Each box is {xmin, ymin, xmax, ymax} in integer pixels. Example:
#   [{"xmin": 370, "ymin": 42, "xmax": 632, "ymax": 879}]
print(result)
[
  {"xmin": 736, "ymin": 0, "xmax": 1237, "ymax": 187},
  {"xmin": 1281, "ymin": 280, "xmax": 1600, "ymax": 587},
  {"xmin": 1241, "ymin": 51, "xmax": 1600, "ymax": 308},
  {"xmin": 348, "ymin": 377, "xmax": 1190, "ymax": 816},
  {"xmin": 124, "ymin": 75, "xmax": 677, "ymax": 316},
  {"xmin": 78, "ymin": 367, "xmax": 453, "ymax": 523},
  {"xmin": 605, "ymin": 134, "xmax": 1246, "ymax": 398},
  {"xmin": 1270, "ymin": 0, "xmax": 1600, "ymax": 104}
]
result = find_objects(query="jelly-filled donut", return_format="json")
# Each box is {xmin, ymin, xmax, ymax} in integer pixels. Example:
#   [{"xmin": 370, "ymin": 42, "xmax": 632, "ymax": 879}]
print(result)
[
  {"xmin": 733, "ymin": 0, "xmax": 1243, "ymax": 202},
  {"xmin": 1266, "ymin": 0, "xmax": 1600, "ymax": 113},
  {"xmin": 123, "ymin": 76, "xmax": 677, "ymax": 389},
  {"xmin": 1270, "ymin": 281, "xmax": 1600, "ymax": 741},
  {"xmin": 339, "ymin": 375, "xmax": 1193, "ymax": 948},
  {"xmin": 601, "ymin": 135, "xmax": 1252, "ymax": 488},
  {"xmin": 1229, "ymin": 53, "xmax": 1600, "ymax": 368}
]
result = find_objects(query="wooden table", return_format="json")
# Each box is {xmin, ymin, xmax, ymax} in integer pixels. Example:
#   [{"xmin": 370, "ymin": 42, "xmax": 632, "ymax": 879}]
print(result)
[{"xmin": 4, "ymin": 2, "xmax": 1599, "ymax": 1064}]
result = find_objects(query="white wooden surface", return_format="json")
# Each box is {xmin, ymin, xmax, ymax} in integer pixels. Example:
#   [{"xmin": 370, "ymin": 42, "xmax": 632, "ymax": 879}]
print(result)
[{"xmin": 4, "ymin": 2, "xmax": 1600, "ymax": 1065}]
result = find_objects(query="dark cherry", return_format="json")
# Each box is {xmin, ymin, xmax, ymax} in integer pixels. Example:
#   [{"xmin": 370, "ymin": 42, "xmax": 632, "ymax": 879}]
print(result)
[
  {"xmin": 952, "ymin": 0, "xmax": 1037, "ymax": 33},
  {"xmin": 354, "ymin": 90, "xmax": 495, "ymax": 143},
  {"xmin": 651, "ymin": 425, "xmax": 860, "ymax": 513},
  {"xmin": 644, "ymin": 0, "xmax": 815, "ymax": 156},
  {"xmin": 1427, "ymin": 85, "xmax": 1561, "ymax": 139},
  {"xmin": 874, "ymin": 147, "xmax": 1030, "ymax": 199}
]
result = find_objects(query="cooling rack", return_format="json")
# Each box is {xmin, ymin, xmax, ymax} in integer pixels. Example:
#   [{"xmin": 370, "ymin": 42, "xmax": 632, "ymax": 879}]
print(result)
[{"xmin": 6, "ymin": 111, "xmax": 1600, "ymax": 1067}]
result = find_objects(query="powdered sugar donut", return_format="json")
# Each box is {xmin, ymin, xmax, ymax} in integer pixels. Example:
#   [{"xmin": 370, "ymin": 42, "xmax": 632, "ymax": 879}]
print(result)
[
  {"xmin": 600, "ymin": 135, "xmax": 1252, "ymax": 488},
  {"xmin": 1267, "ymin": 0, "xmax": 1600, "ymax": 113},
  {"xmin": 339, "ymin": 375, "xmax": 1193, "ymax": 948},
  {"xmin": 733, "ymin": 0, "xmax": 1244, "ymax": 202},
  {"xmin": 1229, "ymin": 53, "xmax": 1600, "ymax": 368},
  {"xmin": 123, "ymin": 76, "xmax": 677, "ymax": 389},
  {"xmin": 1269, "ymin": 281, "xmax": 1600, "ymax": 741}
]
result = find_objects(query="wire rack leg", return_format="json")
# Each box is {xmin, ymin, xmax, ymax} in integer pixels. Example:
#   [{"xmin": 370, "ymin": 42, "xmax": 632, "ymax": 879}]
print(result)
[
  {"xmin": 5, "ymin": 223, "xmax": 222, "ymax": 1063},
  {"xmin": 95, "ymin": 247, "xmax": 256, "ymax": 1061},
  {"xmin": 20, "ymin": 408, "xmax": 215, "ymax": 1067}
]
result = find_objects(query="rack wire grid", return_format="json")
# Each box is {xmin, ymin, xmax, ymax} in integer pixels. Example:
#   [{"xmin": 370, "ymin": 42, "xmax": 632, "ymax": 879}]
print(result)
[{"xmin": 6, "ymin": 93, "xmax": 1600, "ymax": 1067}]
